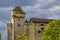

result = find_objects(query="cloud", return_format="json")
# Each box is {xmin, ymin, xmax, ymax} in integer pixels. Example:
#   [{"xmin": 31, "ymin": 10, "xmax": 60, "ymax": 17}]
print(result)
[
  {"xmin": 32, "ymin": 0, "xmax": 60, "ymax": 9},
  {"xmin": 0, "ymin": 7, "xmax": 13, "ymax": 40},
  {"xmin": 0, "ymin": 21, "xmax": 10, "ymax": 40},
  {"xmin": 0, "ymin": 21, "xmax": 7, "ymax": 40},
  {"xmin": 1, "ymin": 28, "xmax": 7, "ymax": 40},
  {"xmin": 49, "ymin": 6, "xmax": 60, "ymax": 11},
  {"xmin": 48, "ymin": 16, "xmax": 60, "ymax": 19},
  {"xmin": 0, "ymin": 7, "xmax": 13, "ymax": 21},
  {"xmin": 0, "ymin": 0, "xmax": 37, "ymax": 7},
  {"xmin": 22, "ymin": 1, "xmax": 60, "ymax": 19}
]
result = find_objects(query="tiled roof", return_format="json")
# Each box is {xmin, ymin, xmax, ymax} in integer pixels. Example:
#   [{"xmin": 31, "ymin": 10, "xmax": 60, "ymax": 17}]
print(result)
[
  {"xmin": 30, "ymin": 18, "xmax": 54, "ymax": 23},
  {"xmin": 12, "ymin": 6, "xmax": 25, "ymax": 14}
]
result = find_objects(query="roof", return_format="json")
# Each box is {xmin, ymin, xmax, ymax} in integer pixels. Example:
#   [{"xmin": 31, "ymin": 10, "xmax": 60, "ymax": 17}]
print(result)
[
  {"xmin": 12, "ymin": 6, "xmax": 25, "ymax": 14},
  {"xmin": 30, "ymin": 18, "xmax": 54, "ymax": 23}
]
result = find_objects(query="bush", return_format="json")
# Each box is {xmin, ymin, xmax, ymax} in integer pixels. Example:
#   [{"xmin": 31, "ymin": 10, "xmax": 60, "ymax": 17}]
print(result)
[{"xmin": 41, "ymin": 20, "xmax": 60, "ymax": 40}]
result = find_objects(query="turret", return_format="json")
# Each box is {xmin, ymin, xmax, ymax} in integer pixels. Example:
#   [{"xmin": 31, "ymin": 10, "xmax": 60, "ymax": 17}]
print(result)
[
  {"xmin": 11, "ymin": 6, "xmax": 26, "ymax": 40},
  {"xmin": 11, "ymin": 6, "xmax": 25, "ymax": 24}
]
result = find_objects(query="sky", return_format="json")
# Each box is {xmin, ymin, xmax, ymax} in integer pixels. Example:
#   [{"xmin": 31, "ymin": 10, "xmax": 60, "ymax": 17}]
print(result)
[{"xmin": 0, "ymin": 0, "xmax": 60, "ymax": 40}]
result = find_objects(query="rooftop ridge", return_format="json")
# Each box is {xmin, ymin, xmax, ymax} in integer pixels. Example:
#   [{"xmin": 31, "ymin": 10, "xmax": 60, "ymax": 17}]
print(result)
[
  {"xmin": 12, "ymin": 6, "xmax": 25, "ymax": 14},
  {"xmin": 30, "ymin": 18, "xmax": 54, "ymax": 23}
]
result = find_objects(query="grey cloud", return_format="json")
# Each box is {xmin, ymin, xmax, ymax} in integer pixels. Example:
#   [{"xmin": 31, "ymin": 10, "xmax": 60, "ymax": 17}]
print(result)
[
  {"xmin": 23, "ymin": 6, "xmax": 60, "ymax": 20},
  {"xmin": 0, "ymin": 8, "xmax": 12, "ymax": 21},
  {"xmin": 0, "ymin": 8, "xmax": 11, "ymax": 40},
  {"xmin": 1, "ymin": 28, "xmax": 7, "ymax": 40},
  {"xmin": 0, "ymin": 22, "xmax": 7, "ymax": 40},
  {"xmin": 22, "ymin": 0, "xmax": 60, "ymax": 19},
  {"xmin": 36, "ymin": 0, "xmax": 60, "ymax": 9},
  {"xmin": 0, "ymin": 0, "xmax": 37, "ymax": 7}
]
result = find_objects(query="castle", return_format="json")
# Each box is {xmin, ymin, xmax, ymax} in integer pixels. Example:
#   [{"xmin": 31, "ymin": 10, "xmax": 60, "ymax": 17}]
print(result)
[{"xmin": 7, "ymin": 6, "xmax": 53, "ymax": 40}]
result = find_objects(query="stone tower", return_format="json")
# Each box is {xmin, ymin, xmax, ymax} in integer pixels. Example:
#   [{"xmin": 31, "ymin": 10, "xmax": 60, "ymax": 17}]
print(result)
[{"xmin": 7, "ymin": 6, "xmax": 26, "ymax": 40}]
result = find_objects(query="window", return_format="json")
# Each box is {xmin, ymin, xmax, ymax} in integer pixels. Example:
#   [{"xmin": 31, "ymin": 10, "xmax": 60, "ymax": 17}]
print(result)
[
  {"xmin": 38, "ymin": 30, "xmax": 41, "ymax": 33},
  {"xmin": 18, "ymin": 24, "xmax": 20, "ymax": 27},
  {"xmin": 41, "ymin": 27, "xmax": 44, "ymax": 30},
  {"xmin": 41, "ymin": 24, "xmax": 44, "ymax": 26},
  {"xmin": 18, "ymin": 18, "xmax": 20, "ymax": 21}
]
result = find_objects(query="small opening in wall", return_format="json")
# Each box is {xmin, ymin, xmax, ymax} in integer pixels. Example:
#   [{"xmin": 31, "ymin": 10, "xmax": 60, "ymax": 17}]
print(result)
[
  {"xmin": 18, "ymin": 24, "xmax": 20, "ymax": 27},
  {"xmin": 18, "ymin": 18, "xmax": 20, "ymax": 21},
  {"xmin": 41, "ymin": 24, "xmax": 44, "ymax": 26},
  {"xmin": 41, "ymin": 28, "xmax": 44, "ymax": 30},
  {"xmin": 38, "ymin": 30, "xmax": 41, "ymax": 33}
]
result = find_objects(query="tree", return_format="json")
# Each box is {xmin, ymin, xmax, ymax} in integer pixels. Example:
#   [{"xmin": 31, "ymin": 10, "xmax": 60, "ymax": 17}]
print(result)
[
  {"xmin": 41, "ymin": 20, "xmax": 60, "ymax": 40},
  {"xmin": 0, "ymin": 33, "xmax": 1, "ymax": 40}
]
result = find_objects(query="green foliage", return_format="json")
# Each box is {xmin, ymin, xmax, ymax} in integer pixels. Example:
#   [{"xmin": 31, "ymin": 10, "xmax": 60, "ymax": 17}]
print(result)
[
  {"xmin": 16, "ymin": 33, "xmax": 29, "ymax": 40},
  {"xmin": 41, "ymin": 20, "xmax": 60, "ymax": 40},
  {"xmin": 0, "ymin": 34, "xmax": 1, "ymax": 40}
]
